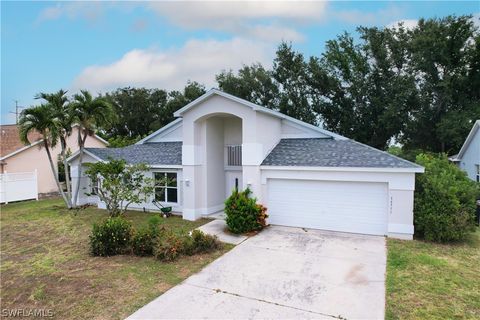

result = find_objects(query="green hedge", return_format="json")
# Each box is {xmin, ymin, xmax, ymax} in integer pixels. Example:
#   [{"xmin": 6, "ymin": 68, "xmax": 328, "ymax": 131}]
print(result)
[
  {"xmin": 414, "ymin": 154, "xmax": 479, "ymax": 242},
  {"xmin": 89, "ymin": 217, "xmax": 133, "ymax": 256},
  {"xmin": 224, "ymin": 188, "xmax": 268, "ymax": 234}
]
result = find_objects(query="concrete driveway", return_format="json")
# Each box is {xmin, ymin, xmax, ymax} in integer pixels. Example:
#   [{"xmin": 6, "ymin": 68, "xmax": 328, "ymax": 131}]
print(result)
[{"xmin": 127, "ymin": 226, "xmax": 386, "ymax": 320}]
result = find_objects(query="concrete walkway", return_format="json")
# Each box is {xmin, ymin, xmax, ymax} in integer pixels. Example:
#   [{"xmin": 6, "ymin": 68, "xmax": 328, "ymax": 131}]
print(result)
[
  {"xmin": 127, "ymin": 226, "xmax": 386, "ymax": 320},
  {"xmin": 197, "ymin": 219, "xmax": 248, "ymax": 245}
]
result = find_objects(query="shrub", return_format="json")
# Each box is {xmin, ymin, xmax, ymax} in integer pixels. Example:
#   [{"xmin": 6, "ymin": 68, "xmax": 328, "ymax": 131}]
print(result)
[
  {"xmin": 90, "ymin": 217, "xmax": 133, "ymax": 256},
  {"xmin": 153, "ymin": 232, "xmax": 186, "ymax": 262},
  {"xmin": 132, "ymin": 215, "xmax": 164, "ymax": 256},
  {"xmin": 184, "ymin": 230, "xmax": 221, "ymax": 255},
  {"xmin": 414, "ymin": 153, "xmax": 479, "ymax": 242},
  {"xmin": 224, "ymin": 188, "xmax": 268, "ymax": 234},
  {"xmin": 153, "ymin": 229, "xmax": 221, "ymax": 261}
]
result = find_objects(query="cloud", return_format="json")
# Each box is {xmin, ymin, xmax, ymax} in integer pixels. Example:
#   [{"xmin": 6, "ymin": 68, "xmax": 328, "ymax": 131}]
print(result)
[
  {"xmin": 36, "ymin": 2, "xmax": 117, "ymax": 24},
  {"xmin": 72, "ymin": 37, "xmax": 273, "ymax": 93},
  {"xmin": 334, "ymin": 5, "xmax": 405, "ymax": 26},
  {"xmin": 387, "ymin": 19, "xmax": 418, "ymax": 30},
  {"xmin": 147, "ymin": 1, "xmax": 328, "ymax": 29}
]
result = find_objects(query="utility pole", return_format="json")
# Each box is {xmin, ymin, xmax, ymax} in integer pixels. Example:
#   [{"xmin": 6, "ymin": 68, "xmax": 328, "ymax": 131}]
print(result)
[{"xmin": 9, "ymin": 100, "xmax": 24, "ymax": 124}]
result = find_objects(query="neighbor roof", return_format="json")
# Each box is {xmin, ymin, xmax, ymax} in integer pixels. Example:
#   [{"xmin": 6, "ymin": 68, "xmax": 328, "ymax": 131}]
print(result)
[
  {"xmin": 262, "ymin": 138, "xmax": 422, "ymax": 169},
  {"xmin": 85, "ymin": 142, "xmax": 182, "ymax": 166},
  {"xmin": 0, "ymin": 124, "xmax": 43, "ymax": 157}
]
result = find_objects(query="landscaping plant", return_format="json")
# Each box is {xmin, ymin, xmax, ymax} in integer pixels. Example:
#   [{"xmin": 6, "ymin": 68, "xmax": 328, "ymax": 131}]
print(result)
[
  {"xmin": 90, "ymin": 217, "xmax": 133, "ymax": 256},
  {"xmin": 224, "ymin": 188, "xmax": 268, "ymax": 234},
  {"xmin": 84, "ymin": 159, "xmax": 154, "ymax": 217},
  {"xmin": 154, "ymin": 229, "xmax": 221, "ymax": 261},
  {"xmin": 131, "ymin": 216, "xmax": 164, "ymax": 256},
  {"xmin": 414, "ymin": 153, "xmax": 479, "ymax": 242}
]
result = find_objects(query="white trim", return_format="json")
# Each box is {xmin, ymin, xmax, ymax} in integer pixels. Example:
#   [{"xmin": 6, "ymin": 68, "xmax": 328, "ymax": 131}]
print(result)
[
  {"xmin": 456, "ymin": 120, "xmax": 480, "ymax": 159},
  {"xmin": 153, "ymin": 171, "xmax": 179, "ymax": 204},
  {"xmin": 388, "ymin": 223, "xmax": 414, "ymax": 234},
  {"xmin": 150, "ymin": 165, "xmax": 183, "ymax": 169},
  {"xmin": 0, "ymin": 140, "xmax": 44, "ymax": 160},
  {"xmin": 135, "ymin": 118, "xmax": 183, "ymax": 144},
  {"xmin": 260, "ymin": 165, "xmax": 425, "ymax": 173},
  {"xmin": 173, "ymin": 89, "xmax": 347, "ymax": 140},
  {"xmin": 67, "ymin": 149, "xmax": 105, "ymax": 163}
]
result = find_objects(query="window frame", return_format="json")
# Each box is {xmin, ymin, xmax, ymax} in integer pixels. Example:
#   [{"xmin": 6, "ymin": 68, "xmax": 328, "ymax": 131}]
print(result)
[
  {"xmin": 476, "ymin": 164, "xmax": 479, "ymax": 183},
  {"xmin": 154, "ymin": 171, "xmax": 178, "ymax": 204}
]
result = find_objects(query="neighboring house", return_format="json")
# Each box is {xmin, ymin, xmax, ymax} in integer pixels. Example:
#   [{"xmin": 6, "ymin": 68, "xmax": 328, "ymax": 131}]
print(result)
[
  {"xmin": 449, "ymin": 120, "xmax": 480, "ymax": 182},
  {"xmin": 68, "ymin": 89, "xmax": 424, "ymax": 240},
  {"xmin": 0, "ymin": 124, "xmax": 108, "ymax": 196}
]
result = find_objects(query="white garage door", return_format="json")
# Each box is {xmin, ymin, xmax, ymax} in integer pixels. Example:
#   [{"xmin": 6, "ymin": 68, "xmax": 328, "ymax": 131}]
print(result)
[{"xmin": 267, "ymin": 179, "xmax": 388, "ymax": 236}]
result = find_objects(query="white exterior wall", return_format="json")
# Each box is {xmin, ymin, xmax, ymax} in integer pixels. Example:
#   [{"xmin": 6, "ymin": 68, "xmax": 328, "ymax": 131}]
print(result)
[
  {"xmin": 458, "ymin": 129, "xmax": 480, "ymax": 181},
  {"xmin": 260, "ymin": 168, "xmax": 417, "ymax": 240},
  {"xmin": 70, "ymin": 153, "xmax": 101, "ymax": 206}
]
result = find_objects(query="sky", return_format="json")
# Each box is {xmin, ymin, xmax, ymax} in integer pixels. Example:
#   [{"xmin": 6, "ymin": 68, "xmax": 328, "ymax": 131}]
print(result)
[{"xmin": 1, "ymin": 1, "xmax": 479, "ymax": 124}]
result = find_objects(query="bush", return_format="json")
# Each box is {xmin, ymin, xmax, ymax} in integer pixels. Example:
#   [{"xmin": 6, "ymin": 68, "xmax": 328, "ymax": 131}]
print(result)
[
  {"xmin": 184, "ymin": 230, "xmax": 221, "ymax": 255},
  {"xmin": 224, "ymin": 188, "xmax": 268, "ymax": 234},
  {"xmin": 153, "ymin": 229, "xmax": 221, "ymax": 261},
  {"xmin": 132, "ymin": 215, "xmax": 164, "ymax": 256},
  {"xmin": 414, "ymin": 154, "xmax": 479, "ymax": 242},
  {"xmin": 90, "ymin": 217, "xmax": 133, "ymax": 256},
  {"xmin": 153, "ymin": 232, "xmax": 186, "ymax": 262}
]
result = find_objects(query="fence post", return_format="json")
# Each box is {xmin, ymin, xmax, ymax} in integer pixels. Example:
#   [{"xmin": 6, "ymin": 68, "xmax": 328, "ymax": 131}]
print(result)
[
  {"xmin": 4, "ymin": 170, "xmax": 7, "ymax": 204},
  {"xmin": 34, "ymin": 169, "xmax": 39, "ymax": 200}
]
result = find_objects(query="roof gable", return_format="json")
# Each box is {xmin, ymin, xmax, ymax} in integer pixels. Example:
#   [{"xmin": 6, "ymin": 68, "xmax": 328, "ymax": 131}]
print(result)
[
  {"xmin": 0, "ymin": 125, "xmax": 43, "ymax": 157},
  {"xmin": 456, "ymin": 120, "xmax": 480, "ymax": 159},
  {"xmin": 136, "ymin": 118, "xmax": 183, "ymax": 144},
  {"xmin": 173, "ymin": 89, "xmax": 346, "ymax": 140},
  {"xmin": 0, "ymin": 125, "xmax": 108, "ymax": 160}
]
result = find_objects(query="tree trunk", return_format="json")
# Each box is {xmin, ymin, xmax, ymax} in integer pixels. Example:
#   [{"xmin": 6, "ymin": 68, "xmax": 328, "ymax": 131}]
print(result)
[
  {"xmin": 44, "ymin": 140, "xmax": 70, "ymax": 208},
  {"xmin": 60, "ymin": 137, "xmax": 73, "ymax": 208}
]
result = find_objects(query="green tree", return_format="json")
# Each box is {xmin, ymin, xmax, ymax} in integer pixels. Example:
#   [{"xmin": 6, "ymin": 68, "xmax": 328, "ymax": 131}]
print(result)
[
  {"xmin": 103, "ymin": 82, "xmax": 205, "ymax": 140},
  {"xmin": 216, "ymin": 63, "xmax": 279, "ymax": 107},
  {"xmin": 18, "ymin": 104, "xmax": 71, "ymax": 207},
  {"xmin": 84, "ymin": 159, "xmax": 154, "ymax": 217},
  {"xmin": 104, "ymin": 87, "xmax": 168, "ymax": 139},
  {"xmin": 273, "ymin": 43, "xmax": 317, "ymax": 125},
  {"xmin": 308, "ymin": 28, "xmax": 419, "ymax": 149},
  {"xmin": 401, "ymin": 16, "xmax": 480, "ymax": 153},
  {"xmin": 70, "ymin": 90, "xmax": 114, "ymax": 207},
  {"xmin": 35, "ymin": 90, "xmax": 74, "ymax": 207}
]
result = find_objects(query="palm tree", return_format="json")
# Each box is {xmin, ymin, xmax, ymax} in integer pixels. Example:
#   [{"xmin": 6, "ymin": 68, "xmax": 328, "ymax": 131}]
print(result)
[
  {"xmin": 18, "ymin": 104, "xmax": 71, "ymax": 207},
  {"xmin": 36, "ymin": 90, "xmax": 74, "ymax": 208},
  {"xmin": 70, "ymin": 90, "xmax": 114, "ymax": 207}
]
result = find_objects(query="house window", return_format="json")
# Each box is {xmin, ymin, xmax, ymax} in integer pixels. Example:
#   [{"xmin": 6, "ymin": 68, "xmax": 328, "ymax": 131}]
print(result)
[
  {"xmin": 90, "ymin": 176, "xmax": 99, "ymax": 195},
  {"xmin": 476, "ymin": 165, "xmax": 479, "ymax": 183},
  {"xmin": 154, "ymin": 172, "xmax": 178, "ymax": 203},
  {"xmin": 227, "ymin": 145, "xmax": 242, "ymax": 166}
]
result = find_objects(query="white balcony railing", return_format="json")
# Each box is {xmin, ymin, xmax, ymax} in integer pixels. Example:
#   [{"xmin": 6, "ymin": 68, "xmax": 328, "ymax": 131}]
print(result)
[{"xmin": 226, "ymin": 145, "xmax": 242, "ymax": 166}]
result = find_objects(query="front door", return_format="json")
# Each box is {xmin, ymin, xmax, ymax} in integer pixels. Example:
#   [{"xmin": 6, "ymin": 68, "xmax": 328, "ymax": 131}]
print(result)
[{"xmin": 225, "ymin": 171, "xmax": 242, "ymax": 198}]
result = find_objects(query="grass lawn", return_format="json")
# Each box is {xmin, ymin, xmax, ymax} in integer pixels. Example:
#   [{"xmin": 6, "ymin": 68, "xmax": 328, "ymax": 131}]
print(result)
[
  {"xmin": 1, "ymin": 198, "xmax": 232, "ymax": 320},
  {"xmin": 386, "ymin": 228, "xmax": 480, "ymax": 319}
]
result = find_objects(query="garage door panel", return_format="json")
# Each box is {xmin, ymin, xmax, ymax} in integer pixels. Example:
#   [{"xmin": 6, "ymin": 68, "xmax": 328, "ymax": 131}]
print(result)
[{"xmin": 267, "ymin": 179, "xmax": 388, "ymax": 236}]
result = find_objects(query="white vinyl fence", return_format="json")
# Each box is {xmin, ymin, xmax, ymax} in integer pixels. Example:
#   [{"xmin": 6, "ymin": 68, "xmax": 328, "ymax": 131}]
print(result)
[{"xmin": 0, "ymin": 170, "xmax": 38, "ymax": 204}]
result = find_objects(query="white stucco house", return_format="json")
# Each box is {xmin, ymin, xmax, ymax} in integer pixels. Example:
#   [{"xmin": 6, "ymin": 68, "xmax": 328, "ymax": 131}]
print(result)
[
  {"xmin": 449, "ymin": 120, "xmax": 480, "ymax": 182},
  {"xmin": 68, "ymin": 89, "xmax": 424, "ymax": 240}
]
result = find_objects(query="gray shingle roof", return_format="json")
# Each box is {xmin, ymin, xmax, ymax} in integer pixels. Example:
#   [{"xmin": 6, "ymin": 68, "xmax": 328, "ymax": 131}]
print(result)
[
  {"xmin": 86, "ymin": 142, "xmax": 182, "ymax": 165},
  {"xmin": 261, "ymin": 138, "xmax": 421, "ymax": 168}
]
